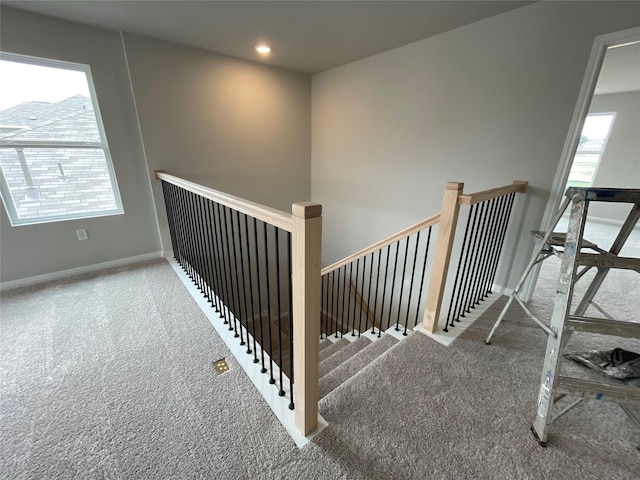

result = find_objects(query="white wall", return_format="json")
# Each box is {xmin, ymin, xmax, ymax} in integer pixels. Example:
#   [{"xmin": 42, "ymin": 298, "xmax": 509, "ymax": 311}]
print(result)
[
  {"xmin": 588, "ymin": 91, "xmax": 640, "ymax": 221},
  {"xmin": 122, "ymin": 34, "xmax": 311, "ymax": 252},
  {"xmin": 0, "ymin": 7, "xmax": 161, "ymax": 283},
  {"xmin": 311, "ymin": 1, "xmax": 640, "ymax": 289}
]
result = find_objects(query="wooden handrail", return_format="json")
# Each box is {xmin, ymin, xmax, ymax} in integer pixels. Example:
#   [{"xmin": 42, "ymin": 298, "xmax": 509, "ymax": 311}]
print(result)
[
  {"xmin": 458, "ymin": 180, "xmax": 528, "ymax": 205},
  {"xmin": 321, "ymin": 213, "xmax": 441, "ymax": 276},
  {"xmin": 155, "ymin": 171, "xmax": 294, "ymax": 232}
]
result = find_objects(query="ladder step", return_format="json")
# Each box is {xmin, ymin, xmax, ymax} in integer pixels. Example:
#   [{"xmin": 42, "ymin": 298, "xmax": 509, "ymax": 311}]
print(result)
[
  {"xmin": 577, "ymin": 253, "xmax": 640, "ymax": 271},
  {"xmin": 532, "ymin": 231, "xmax": 598, "ymax": 250},
  {"xmin": 556, "ymin": 376, "xmax": 640, "ymax": 407},
  {"xmin": 566, "ymin": 316, "xmax": 640, "ymax": 338},
  {"xmin": 566, "ymin": 187, "xmax": 640, "ymax": 203}
]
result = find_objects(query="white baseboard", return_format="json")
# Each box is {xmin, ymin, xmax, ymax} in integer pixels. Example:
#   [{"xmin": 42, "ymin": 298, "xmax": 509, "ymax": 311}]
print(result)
[
  {"xmin": 490, "ymin": 283, "xmax": 513, "ymax": 296},
  {"xmin": 0, "ymin": 252, "xmax": 164, "ymax": 291},
  {"xmin": 167, "ymin": 258, "xmax": 327, "ymax": 448},
  {"xmin": 415, "ymin": 291, "xmax": 501, "ymax": 346}
]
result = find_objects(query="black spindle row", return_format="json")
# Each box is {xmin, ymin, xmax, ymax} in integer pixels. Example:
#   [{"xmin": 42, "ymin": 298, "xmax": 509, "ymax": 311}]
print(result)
[
  {"xmin": 160, "ymin": 180, "xmax": 295, "ymax": 409},
  {"xmin": 444, "ymin": 192, "xmax": 516, "ymax": 331},
  {"xmin": 320, "ymin": 227, "xmax": 433, "ymax": 340}
]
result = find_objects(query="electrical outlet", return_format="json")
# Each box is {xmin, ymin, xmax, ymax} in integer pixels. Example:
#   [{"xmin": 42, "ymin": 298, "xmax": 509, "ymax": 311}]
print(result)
[{"xmin": 76, "ymin": 229, "xmax": 88, "ymax": 241}]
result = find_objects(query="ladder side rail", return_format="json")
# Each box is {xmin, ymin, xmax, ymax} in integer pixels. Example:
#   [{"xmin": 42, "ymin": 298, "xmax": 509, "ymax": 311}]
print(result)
[{"xmin": 531, "ymin": 197, "xmax": 589, "ymax": 445}]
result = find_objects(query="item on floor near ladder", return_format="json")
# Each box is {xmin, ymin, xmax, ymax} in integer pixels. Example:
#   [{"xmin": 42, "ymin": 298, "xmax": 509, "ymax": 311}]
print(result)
[
  {"xmin": 565, "ymin": 348, "xmax": 640, "ymax": 386},
  {"xmin": 524, "ymin": 186, "xmax": 640, "ymax": 447}
]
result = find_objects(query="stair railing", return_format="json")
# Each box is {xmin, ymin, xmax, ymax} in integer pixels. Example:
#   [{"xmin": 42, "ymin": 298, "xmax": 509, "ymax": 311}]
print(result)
[
  {"xmin": 321, "ymin": 214, "xmax": 440, "ymax": 338},
  {"xmin": 423, "ymin": 181, "xmax": 528, "ymax": 332},
  {"xmin": 324, "ymin": 180, "xmax": 528, "ymax": 337},
  {"xmin": 155, "ymin": 171, "xmax": 321, "ymax": 436},
  {"xmin": 155, "ymin": 171, "xmax": 527, "ymax": 437}
]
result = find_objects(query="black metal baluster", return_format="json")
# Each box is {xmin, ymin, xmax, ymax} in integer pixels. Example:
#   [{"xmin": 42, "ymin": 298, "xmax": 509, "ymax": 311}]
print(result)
[
  {"xmin": 198, "ymin": 196, "xmax": 214, "ymax": 306},
  {"xmin": 395, "ymin": 237, "xmax": 410, "ymax": 331},
  {"xmin": 330, "ymin": 269, "xmax": 337, "ymax": 338},
  {"xmin": 403, "ymin": 232, "xmax": 421, "ymax": 336},
  {"xmin": 210, "ymin": 201, "xmax": 226, "ymax": 317},
  {"xmin": 481, "ymin": 195, "xmax": 506, "ymax": 297},
  {"xmin": 456, "ymin": 205, "xmax": 480, "ymax": 322},
  {"xmin": 469, "ymin": 200, "xmax": 493, "ymax": 309},
  {"xmin": 320, "ymin": 275, "xmax": 329, "ymax": 340},
  {"xmin": 160, "ymin": 181, "xmax": 178, "ymax": 262},
  {"xmin": 486, "ymin": 193, "xmax": 516, "ymax": 294},
  {"xmin": 215, "ymin": 202, "xmax": 231, "ymax": 323},
  {"xmin": 386, "ymin": 242, "xmax": 400, "ymax": 330},
  {"xmin": 357, "ymin": 257, "xmax": 365, "ymax": 336},
  {"xmin": 286, "ymin": 231, "xmax": 294, "ymax": 410},
  {"xmin": 445, "ymin": 206, "xmax": 474, "ymax": 330},
  {"xmin": 346, "ymin": 262, "xmax": 354, "ymax": 335},
  {"xmin": 350, "ymin": 260, "xmax": 358, "ymax": 336},
  {"xmin": 463, "ymin": 202, "xmax": 488, "ymax": 315},
  {"xmin": 373, "ymin": 249, "xmax": 383, "ymax": 335},
  {"xmin": 187, "ymin": 191, "xmax": 198, "ymax": 283},
  {"xmin": 182, "ymin": 188, "xmax": 194, "ymax": 279},
  {"xmin": 474, "ymin": 198, "xmax": 499, "ymax": 304},
  {"xmin": 380, "ymin": 245, "xmax": 391, "ymax": 336},
  {"xmin": 199, "ymin": 198, "xmax": 211, "ymax": 299},
  {"xmin": 189, "ymin": 192, "xmax": 204, "ymax": 292},
  {"xmin": 263, "ymin": 223, "xmax": 275, "ymax": 384},
  {"xmin": 166, "ymin": 183, "xmax": 180, "ymax": 264},
  {"xmin": 223, "ymin": 207, "xmax": 240, "ymax": 336},
  {"xmin": 194, "ymin": 194, "xmax": 207, "ymax": 295},
  {"xmin": 253, "ymin": 218, "xmax": 266, "ymax": 371},
  {"xmin": 243, "ymin": 214, "xmax": 256, "ymax": 357},
  {"xmin": 339, "ymin": 265, "xmax": 347, "ymax": 337},
  {"xmin": 274, "ymin": 228, "xmax": 285, "ymax": 396},
  {"xmin": 366, "ymin": 252, "xmax": 375, "ymax": 334},
  {"xmin": 173, "ymin": 185, "xmax": 187, "ymax": 270},
  {"xmin": 204, "ymin": 200, "xmax": 221, "ymax": 314},
  {"xmin": 177, "ymin": 188, "xmax": 191, "ymax": 278},
  {"xmin": 236, "ymin": 212, "xmax": 250, "ymax": 349},
  {"xmin": 232, "ymin": 210, "xmax": 246, "ymax": 346},
  {"xmin": 414, "ymin": 227, "xmax": 432, "ymax": 328}
]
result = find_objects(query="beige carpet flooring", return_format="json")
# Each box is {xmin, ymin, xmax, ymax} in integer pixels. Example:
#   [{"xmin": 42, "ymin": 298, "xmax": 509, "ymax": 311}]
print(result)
[{"xmin": 1, "ymin": 219, "xmax": 638, "ymax": 479}]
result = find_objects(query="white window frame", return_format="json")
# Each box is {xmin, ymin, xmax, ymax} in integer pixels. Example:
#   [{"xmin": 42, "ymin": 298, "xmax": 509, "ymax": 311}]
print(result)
[
  {"xmin": 566, "ymin": 112, "xmax": 616, "ymax": 189},
  {"xmin": 0, "ymin": 52, "xmax": 124, "ymax": 226}
]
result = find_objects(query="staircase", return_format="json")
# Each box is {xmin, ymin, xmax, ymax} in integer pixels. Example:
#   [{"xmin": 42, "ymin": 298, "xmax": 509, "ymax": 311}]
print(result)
[
  {"xmin": 156, "ymin": 171, "xmax": 529, "ymax": 437},
  {"xmin": 317, "ymin": 333, "xmax": 400, "ymax": 402}
]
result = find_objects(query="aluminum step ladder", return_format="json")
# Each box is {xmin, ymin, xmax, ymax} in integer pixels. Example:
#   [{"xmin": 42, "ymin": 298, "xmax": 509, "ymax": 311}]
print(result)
[
  {"xmin": 527, "ymin": 187, "xmax": 640, "ymax": 446},
  {"xmin": 485, "ymin": 192, "xmax": 613, "ymax": 344}
]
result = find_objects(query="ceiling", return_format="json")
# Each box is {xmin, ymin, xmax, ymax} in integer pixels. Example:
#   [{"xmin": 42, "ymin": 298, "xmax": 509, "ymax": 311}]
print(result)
[
  {"xmin": 4, "ymin": 1, "xmax": 534, "ymax": 74},
  {"xmin": 595, "ymin": 42, "xmax": 640, "ymax": 95}
]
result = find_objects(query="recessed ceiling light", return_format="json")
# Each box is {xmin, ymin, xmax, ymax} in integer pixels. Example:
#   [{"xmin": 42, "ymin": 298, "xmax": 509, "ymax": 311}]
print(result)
[{"xmin": 255, "ymin": 45, "xmax": 271, "ymax": 55}]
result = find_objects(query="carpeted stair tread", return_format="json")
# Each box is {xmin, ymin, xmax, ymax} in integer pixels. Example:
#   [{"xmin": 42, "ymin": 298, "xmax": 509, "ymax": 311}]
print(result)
[
  {"xmin": 319, "ymin": 338, "xmax": 350, "ymax": 362},
  {"xmin": 319, "ymin": 336, "xmax": 371, "ymax": 378},
  {"xmin": 318, "ymin": 334, "xmax": 398, "ymax": 400},
  {"xmin": 318, "ymin": 339, "xmax": 333, "ymax": 352}
]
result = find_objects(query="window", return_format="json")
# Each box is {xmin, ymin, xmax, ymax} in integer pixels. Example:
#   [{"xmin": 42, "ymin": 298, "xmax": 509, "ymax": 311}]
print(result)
[
  {"xmin": 0, "ymin": 53, "xmax": 123, "ymax": 226},
  {"xmin": 566, "ymin": 113, "xmax": 615, "ymax": 189}
]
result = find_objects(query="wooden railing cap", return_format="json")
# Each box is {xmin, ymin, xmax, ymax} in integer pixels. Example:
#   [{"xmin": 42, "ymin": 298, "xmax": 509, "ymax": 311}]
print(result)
[
  {"xmin": 446, "ymin": 182, "xmax": 464, "ymax": 191},
  {"xmin": 292, "ymin": 202, "xmax": 322, "ymax": 219}
]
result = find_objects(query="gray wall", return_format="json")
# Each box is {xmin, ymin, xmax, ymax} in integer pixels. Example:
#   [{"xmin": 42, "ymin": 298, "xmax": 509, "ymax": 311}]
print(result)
[
  {"xmin": 0, "ymin": 7, "xmax": 161, "ymax": 282},
  {"xmin": 122, "ymin": 34, "xmax": 311, "ymax": 252},
  {"xmin": 311, "ymin": 1, "xmax": 640, "ymax": 289},
  {"xmin": 588, "ymin": 91, "xmax": 640, "ymax": 221}
]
